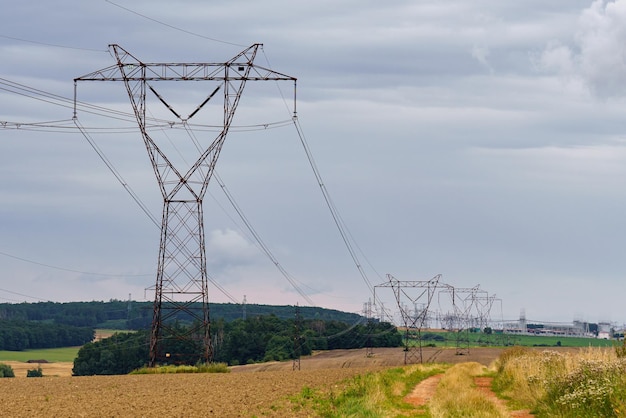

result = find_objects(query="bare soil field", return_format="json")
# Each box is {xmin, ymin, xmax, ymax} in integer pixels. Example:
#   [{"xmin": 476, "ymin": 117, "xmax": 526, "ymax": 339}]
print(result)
[
  {"xmin": 231, "ymin": 346, "xmax": 506, "ymax": 372},
  {"xmin": 0, "ymin": 347, "xmax": 573, "ymax": 417}
]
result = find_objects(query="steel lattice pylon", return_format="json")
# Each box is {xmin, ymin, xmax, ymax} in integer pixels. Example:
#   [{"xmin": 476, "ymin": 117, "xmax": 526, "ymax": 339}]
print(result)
[
  {"xmin": 75, "ymin": 44, "xmax": 296, "ymax": 366},
  {"xmin": 437, "ymin": 284, "xmax": 486, "ymax": 355},
  {"xmin": 375, "ymin": 274, "xmax": 441, "ymax": 364}
]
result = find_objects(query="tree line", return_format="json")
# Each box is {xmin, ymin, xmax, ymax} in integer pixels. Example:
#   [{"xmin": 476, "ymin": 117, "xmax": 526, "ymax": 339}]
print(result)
[
  {"xmin": 73, "ymin": 315, "xmax": 401, "ymax": 375},
  {"xmin": 0, "ymin": 320, "xmax": 94, "ymax": 351},
  {"xmin": 0, "ymin": 301, "xmax": 362, "ymax": 329}
]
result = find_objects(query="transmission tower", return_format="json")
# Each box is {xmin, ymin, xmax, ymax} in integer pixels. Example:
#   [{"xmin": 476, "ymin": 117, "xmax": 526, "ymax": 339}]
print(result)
[
  {"xmin": 375, "ymin": 273, "xmax": 441, "ymax": 364},
  {"xmin": 437, "ymin": 284, "xmax": 486, "ymax": 355},
  {"xmin": 74, "ymin": 44, "xmax": 296, "ymax": 366},
  {"xmin": 293, "ymin": 303, "xmax": 303, "ymax": 371},
  {"xmin": 363, "ymin": 298, "xmax": 374, "ymax": 357}
]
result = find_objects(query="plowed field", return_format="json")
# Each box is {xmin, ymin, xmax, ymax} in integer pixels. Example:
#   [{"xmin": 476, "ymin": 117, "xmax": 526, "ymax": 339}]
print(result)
[{"xmin": 0, "ymin": 347, "xmax": 507, "ymax": 417}]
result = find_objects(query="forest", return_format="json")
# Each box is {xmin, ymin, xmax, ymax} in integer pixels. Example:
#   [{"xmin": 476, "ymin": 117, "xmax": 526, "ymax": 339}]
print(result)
[
  {"xmin": 0, "ymin": 300, "xmax": 381, "ymax": 355},
  {"xmin": 0, "ymin": 320, "xmax": 94, "ymax": 350},
  {"xmin": 0, "ymin": 300, "xmax": 362, "ymax": 329}
]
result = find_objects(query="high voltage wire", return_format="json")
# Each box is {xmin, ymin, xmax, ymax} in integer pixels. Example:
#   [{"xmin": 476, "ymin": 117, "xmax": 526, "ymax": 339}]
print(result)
[
  {"xmin": 104, "ymin": 0, "xmax": 248, "ymax": 48},
  {"xmin": 182, "ymin": 122, "xmax": 316, "ymax": 306},
  {"xmin": 0, "ymin": 250, "xmax": 152, "ymax": 278},
  {"xmin": 0, "ymin": 82, "xmax": 294, "ymax": 137},
  {"xmin": 0, "ymin": 286, "xmax": 50, "ymax": 302},
  {"xmin": 259, "ymin": 48, "xmax": 385, "ymax": 311},
  {"xmin": 291, "ymin": 117, "xmax": 376, "ymax": 296},
  {"xmin": 0, "ymin": 34, "xmax": 108, "ymax": 53},
  {"xmin": 0, "ymin": 77, "xmax": 294, "ymax": 133}
]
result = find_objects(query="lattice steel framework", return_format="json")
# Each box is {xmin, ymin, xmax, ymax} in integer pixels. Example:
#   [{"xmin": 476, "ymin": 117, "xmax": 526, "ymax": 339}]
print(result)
[
  {"xmin": 74, "ymin": 44, "xmax": 296, "ymax": 366},
  {"xmin": 363, "ymin": 298, "xmax": 375, "ymax": 357},
  {"xmin": 375, "ymin": 273, "xmax": 441, "ymax": 364},
  {"xmin": 293, "ymin": 303, "xmax": 303, "ymax": 371},
  {"xmin": 437, "ymin": 285, "xmax": 486, "ymax": 355}
]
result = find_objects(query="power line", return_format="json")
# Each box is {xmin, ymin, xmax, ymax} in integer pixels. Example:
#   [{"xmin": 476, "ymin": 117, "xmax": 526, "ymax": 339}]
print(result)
[
  {"xmin": 0, "ymin": 287, "xmax": 50, "ymax": 302},
  {"xmin": 213, "ymin": 172, "xmax": 316, "ymax": 306},
  {"xmin": 259, "ymin": 49, "xmax": 381, "ymax": 304},
  {"xmin": 0, "ymin": 77, "xmax": 294, "ymax": 133},
  {"xmin": 182, "ymin": 122, "xmax": 316, "ymax": 306},
  {"xmin": 0, "ymin": 34, "xmax": 108, "ymax": 52},
  {"xmin": 292, "ymin": 117, "xmax": 376, "ymax": 296},
  {"xmin": 0, "ymin": 250, "xmax": 151, "ymax": 278},
  {"xmin": 104, "ymin": 0, "xmax": 248, "ymax": 48},
  {"xmin": 74, "ymin": 118, "xmax": 161, "ymax": 228}
]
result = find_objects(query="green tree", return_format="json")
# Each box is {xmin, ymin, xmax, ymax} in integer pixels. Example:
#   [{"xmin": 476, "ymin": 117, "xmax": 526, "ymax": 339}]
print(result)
[
  {"xmin": 0, "ymin": 363, "xmax": 15, "ymax": 378},
  {"xmin": 26, "ymin": 367, "xmax": 43, "ymax": 377}
]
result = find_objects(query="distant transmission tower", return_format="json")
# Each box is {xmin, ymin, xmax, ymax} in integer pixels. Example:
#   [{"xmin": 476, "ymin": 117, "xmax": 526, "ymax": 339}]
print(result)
[
  {"xmin": 363, "ymin": 298, "xmax": 374, "ymax": 357},
  {"xmin": 375, "ymin": 274, "xmax": 441, "ymax": 364},
  {"xmin": 293, "ymin": 303, "xmax": 303, "ymax": 371},
  {"xmin": 75, "ymin": 44, "xmax": 296, "ymax": 366}
]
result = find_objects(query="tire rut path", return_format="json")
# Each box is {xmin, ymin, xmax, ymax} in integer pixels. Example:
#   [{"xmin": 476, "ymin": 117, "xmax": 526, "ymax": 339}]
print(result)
[{"xmin": 404, "ymin": 373, "xmax": 534, "ymax": 417}]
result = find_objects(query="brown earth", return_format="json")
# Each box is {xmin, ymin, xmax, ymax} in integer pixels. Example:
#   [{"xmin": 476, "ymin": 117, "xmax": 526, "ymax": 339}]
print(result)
[
  {"xmin": 0, "ymin": 347, "xmax": 531, "ymax": 417},
  {"xmin": 403, "ymin": 372, "xmax": 535, "ymax": 417},
  {"xmin": 474, "ymin": 376, "xmax": 534, "ymax": 418},
  {"xmin": 404, "ymin": 373, "xmax": 444, "ymax": 414}
]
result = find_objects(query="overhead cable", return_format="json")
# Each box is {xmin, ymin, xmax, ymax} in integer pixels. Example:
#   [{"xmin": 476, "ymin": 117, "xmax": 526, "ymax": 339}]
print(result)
[
  {"xmin": 292, "ymin": 116, "xmax": 375, "ymax": 296},
  {"xmin": 105, "ymin": 0, "xmax": 248, "ymax": 48},
  {"xmin": 181, "ymin": 123, "xmax": 316, "ymax": 306},
  {"xmin": 0, "ymin": 34, "xmax": 108, "ymax": 52},
  {"xmin": 0, "ymin": 250, "xmax": 152, "ymax": 278}
]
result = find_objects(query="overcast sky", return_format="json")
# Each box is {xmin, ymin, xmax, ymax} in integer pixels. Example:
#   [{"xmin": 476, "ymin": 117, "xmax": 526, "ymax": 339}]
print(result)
[{"xmin": 2, "ymin": 0, "xmax": 626, "ymax": 325}]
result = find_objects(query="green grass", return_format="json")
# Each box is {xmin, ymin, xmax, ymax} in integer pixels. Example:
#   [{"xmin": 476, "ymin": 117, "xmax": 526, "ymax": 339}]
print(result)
[
  {"xmin": 511, "ymin": 334, "xmax": 613, "ymax": 347},
  {"xmin": 413, "ymin": 331, "xmax": 614, "ymax": 348},
  {"xmin": 290, "ymin": 364, "xmax": 448, "ymax": 417},
  {"xmin": 0, "ymin": 346, "xmax": 80, "ymax": 363}
]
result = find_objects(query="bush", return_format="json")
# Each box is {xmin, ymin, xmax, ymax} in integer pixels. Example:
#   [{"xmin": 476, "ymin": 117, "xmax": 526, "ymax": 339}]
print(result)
[
  {"xmin": 422, "ymin": 333, "xmax": 445, "ymax": 342},
  {"xmin": 130, "ymin": 362, "xmax": 229, "ymax": 374},
  {"xmin": 27, "ymin": 367, "xmax": 43, "ymax": 377},
  {"xmin": 0, "ymin": 363, "xmax": 15, "ymax": 378}
]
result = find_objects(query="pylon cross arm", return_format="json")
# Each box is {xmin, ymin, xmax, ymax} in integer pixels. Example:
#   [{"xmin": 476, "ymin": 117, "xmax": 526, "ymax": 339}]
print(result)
[{"xmin": 74, "ymin": 45, "xmax": 297, "ymax": 83}]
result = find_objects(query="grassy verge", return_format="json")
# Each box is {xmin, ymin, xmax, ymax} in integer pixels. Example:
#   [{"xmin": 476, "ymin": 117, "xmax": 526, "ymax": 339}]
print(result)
[
  {"xmin": 0, "ymin": 346, "xmax": 80, "ymax": 362},
  {"xmin": 493, "ymin": 346, "xmax": 626, "ymax": 417},
  {"xmin": 130, "ymin": 362, "xmax": 229, "ymax": 374},
  {"xmin": 289, "ymin": 364, "xmax": 448, "ymax": 417},
  {"xmin": 414, "ymin": 330, "xmax": 614, "ymax": 348}
]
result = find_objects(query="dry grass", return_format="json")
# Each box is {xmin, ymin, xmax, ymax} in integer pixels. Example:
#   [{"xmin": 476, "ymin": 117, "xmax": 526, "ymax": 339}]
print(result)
[
  {"xmin": 429, "ymin": 362, "xmax": 508, "ymax": 418},
  {"xmin": 494, "ymin": 347, "xmax": 626, "ymax": 416},
  {"xmin": 2, "ymin": 361, "xmax": 73, "ymax": 378},
  {"xmin": 494, "ymin": 347, "xmax": 616, "ymax": 404}
]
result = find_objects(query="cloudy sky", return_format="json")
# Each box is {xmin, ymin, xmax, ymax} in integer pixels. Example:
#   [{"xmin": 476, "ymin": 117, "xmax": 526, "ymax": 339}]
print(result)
[{"xmin": 2, "ymin": 0, "xmax": 626, "ymax": 325}]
